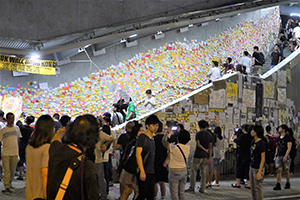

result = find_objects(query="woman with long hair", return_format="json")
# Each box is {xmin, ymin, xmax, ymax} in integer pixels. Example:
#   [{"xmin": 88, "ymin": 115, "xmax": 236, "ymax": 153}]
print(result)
[
  {"xmin": 212, "ymin": 126, "xmax": 223, "ymax": 187},
  {"xmin": 25, "ymin": 115, "xmax": 55, "ymax": 200}
]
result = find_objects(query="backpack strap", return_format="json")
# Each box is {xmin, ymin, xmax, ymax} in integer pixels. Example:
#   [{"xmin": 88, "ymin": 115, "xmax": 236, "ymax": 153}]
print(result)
[{"xmin": 176, "ymin": 144, "xmax": 187, "ymax": 164}]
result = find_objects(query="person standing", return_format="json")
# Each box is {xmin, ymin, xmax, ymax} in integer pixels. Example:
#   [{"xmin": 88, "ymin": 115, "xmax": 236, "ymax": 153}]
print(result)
[
  {"xmin": 25, "ymin": 115, "xmax": 54, "ymax": 200},
  {"xmin": 252, "ymin": 46, "xmax": 264, "ymax": 76},
  {"xmin": 52, "ymin": 113, "xmax": 62, "ymax": 132},
  {"xmin": 112, "ymin": 104, "xmax": 124, "ymax": 127},
  {"xmin": 186, "ymin": 120, "xmax": 212, "ymax": 193},
  {"xmin": 136, "ymin": 114, "xmax": 159, "ymax": 200},
  {"xmin": 273, "ymin": 124, "xmax": 292, "ymax": 190},
  {"xmin": 16, "ymin": 115, "xmax": 35, "ymax": 180},
  {"xmin": 207, "ymin": 61, "xmax": 221, "ymax": 83},
  {"xmin": 249, "ymin": 125, "xmax": 266, "ymax": 200},
  {"xmin": 125, "ymin": 98, "xmax": 136, "ymax": 121},
  {"xmin": 212, "ymin": 126, "xmax": 223, "ymax": 187},
  {"xmin": 270, "ymin": 44, "xmax": 282, "ymax": 69},
  {"xmin": 219, "ymin": 57, "xmax": 234, "ymax": 73},
  {"xmin": 265, "ymin": 125, "xmax": 277, "ymax": 176},
  {"xmin": 239, "ymin": 51, "xmax": 252, "ymax": 74},
  {"xmin": 162, "ymin": 129, "xmax": 190, "ymax": 200},
  {"xmin": 0, "ymin": 113, "xmax": 22, "ymax": 193},
  {"xmin": 144, "ymin": 89, "xmax": 156, "ymax": 112}
]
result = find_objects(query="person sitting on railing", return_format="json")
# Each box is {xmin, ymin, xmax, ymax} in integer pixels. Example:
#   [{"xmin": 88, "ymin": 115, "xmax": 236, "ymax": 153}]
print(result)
[{"xmin": 207, "ymin": 61, "xmax": 221, "ymax": 83}]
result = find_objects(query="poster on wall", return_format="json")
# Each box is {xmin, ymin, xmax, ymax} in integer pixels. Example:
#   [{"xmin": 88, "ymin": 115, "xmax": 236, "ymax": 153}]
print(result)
[
  {"xmin": 264, "ymin": 81, "xmax": 275, "ymax": 99},
  {"xmin": 1, "ymin": 95, "xmax": 23, "ymax": 121},
  {"xmin": 242, "ymin": 89, "xmax": 255, "ymax": 108},
  {"xmin": 277, "ymin": 70, "xmax": 287, "ymax": 87},
  {"xmin": 226, "ymin": 83, "xmax": 238, "ymax": 105},
  {"xmin": 277, "ymin": 88, "xmax": 287, "ymax": 104},
  {"xmin": 209, "ymin": 89, "xmax": 226, "ymax": 109}
]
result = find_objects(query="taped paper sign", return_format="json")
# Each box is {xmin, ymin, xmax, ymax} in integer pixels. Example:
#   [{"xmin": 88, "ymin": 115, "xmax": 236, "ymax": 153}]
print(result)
[
  {"xmin": 264, "ymin": 81, "xmax": 274, "ymax": 99},
  {"xmin": 226, "ymin": 83, "xmax": 238, "ymax": 105},
  {"xmin": 243, "ymin": 89, "xmax": 255, "ymax": 107}
]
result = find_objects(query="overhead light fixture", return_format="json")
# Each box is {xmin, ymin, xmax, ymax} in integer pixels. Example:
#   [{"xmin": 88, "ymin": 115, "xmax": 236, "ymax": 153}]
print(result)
[
  {"xmin": 290, "ymin": 13, "xmax": 300, "ymax": 17},
  {"xmin": 237, "ymin": 13, "xmax": 241, "ymax": 16},
  {"xmin": 215, "ymin": 18, "xmax": 220, "ymax": 22},
  {"xmin": 120, "ymin": 39, "xmax": 127, "ymax": 43},
  {"xmin": 157, "ymin": 31, "xmax": 163, "ymax": 35},
  {"xmin": 84, "ymin": 44, "xmax": 91, "ymax": 48},
  {"xmin": 201, "ymin": 22, "xmax": 209, "ymax": 26},
  {"xmin": 30, "ymin": 54, "xmax": 40, "ymax": 60},
  {"xmin": 129, "ymin": 34, "xmax": 137, "ymax": 38},
  {"xmin": 189, "ymin": 24, "xmax": 193, "ymax": 27}
]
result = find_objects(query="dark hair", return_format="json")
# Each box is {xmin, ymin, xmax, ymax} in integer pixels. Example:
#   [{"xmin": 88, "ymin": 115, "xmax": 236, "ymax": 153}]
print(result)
[
  {"xmin": 145, "ymin": 114, "xmax": 160, "ymax": 125},
  {"xmin": 129, "ymin": 97, "xmax": 132, "ymax": 102},
  {"xmin": 212, "ymin": 61, "xmax": 219, "ymax": 67},
  {"xmin": 274, "ymin": 44, "xmax": 280, "ymax": 48},
  {"xmin": 130, "ymin": 124, "xmax": 143, "ymax": 141},
  {"xmin": 64, "ymin": 114, "xmax": 100, "ymax": 148},
  {"xmin": 167, "ymin": 121, "xmax": 178, "ymax": 128},
  {"xmin": 178, "ymin": 129, "xmax": 190, "ymax": 144},
  {"xmin": 266, "ymin": 125, "xmax": 271, "ymax": 132},
  {"xmin": 254, "ymin": 46, "xmax": 259, "ymax": 51},
  {"xmin": 60, "ymin": 115, "xmax": 71, "ymax": 127},
  {"xmin": 25, "ymin": 115, "xmax": 35, "ymax": 125},
  {"xmin": 103, "ymin": 112, "xmax": 111, "ymax": 118},
  {"xmin": 53, "ymin": 113, "xmax": 60, "ymax": 120},
  {"xmin": 0, "ymin": 110, "xmax": 4, "ymax": 118},
  {"xmin": 252, "ymin": 125, "xmax": 264, "ymax": 139},
  {"xmin": 198, "ymin": 120, "xmax": 208, "ymax": 129},
  {"xmin": 279, "ymin": 124, "xmax": 288, "ymax": 133},
  {"xmin": 244, "ymin": 51, "xmax": 249, "ymax": 56},
  {"xmin": 125, "ymin": 121, "xmax": 135, "ymax": 132},
  {"xmin": 157, "ymin": 121, "xmax": 163, "ymax": 133},
  {"xmin": 113, "ymin": 103, "xmax": 121, "ymax": 112},
  {"xmin": 6, "ymin": 112, "xmax": 14, "ymax": 119},
  {"xmin": 287, "ymin": 128, "xmax": 294, "ymax": 136},
  {"xmin": 103, "ymin": 116, "xmax": 111, "ymax": 124},
  {"xmin": 102, "ymin": 125, "xmax": 111, "ymax": 136},
  {"xmin": 29, "ymin": 115, "xmax": 54, "ymax": 148},
  {"xmin": 227, "ymin": 57, "xmax": 232, "ymax": 63},
  {"xmin": 214, "ymin": 126, "xmax": 223, "ymax": 140},
  {"xmin": 146, "ymin": 89, "xmax": 152, "ymax": 95},
  {"xmin": 241, "ymin": 124, "xmax": 248, "ymax": 132},
  {"xmin": 133, "ymin": 120, "xmax": 139, "ymax": 126},
  {"xmin": 178, "ymin": 123, "xmax": 184, "ymax": 131}
]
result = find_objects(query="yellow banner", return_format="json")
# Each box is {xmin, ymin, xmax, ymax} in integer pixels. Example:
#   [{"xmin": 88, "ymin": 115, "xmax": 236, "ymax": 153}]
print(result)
[{"xmin": 0, "ymin": 54, "xmax": 56, "ymax": 75}]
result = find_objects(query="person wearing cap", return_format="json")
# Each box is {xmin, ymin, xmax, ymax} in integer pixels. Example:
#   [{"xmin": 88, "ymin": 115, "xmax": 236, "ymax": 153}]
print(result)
[
  {"xmin": 144, "ymin": 89, "xmax": 156, "ymax": 112},
  {"xmin": 207, "ymin": 61, "xmax": 221, "ymax": 83}
]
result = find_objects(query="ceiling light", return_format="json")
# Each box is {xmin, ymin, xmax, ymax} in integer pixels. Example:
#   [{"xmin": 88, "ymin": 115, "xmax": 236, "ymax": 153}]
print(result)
[
  {"xmin": 215, "ymin": 18, "xmax": 220, "ymax": 22},
  {"xmin": 120, "ymin": 39, "xmax": 127, "ymax": 43},
  {"xmin": 290, "ymin": 13, "xmax": 300, "ymax": 17},
  {"xmin": 157, "ymin": 31, "xmax": 163, "ymax": 35},
  {"xmin": 189, "ymin": 24, "xmax": 193, "ymax": 27},
  {"xmin": 129, "ymin": 34, "xmax": 137, "ymax": 38},
  {"xmin": 237, "ymin": 13, "xmax": 241, "ymax": 16},
  {"xmin": 30, "ymin": 54, "xmax": 40, "ymax": 60}
]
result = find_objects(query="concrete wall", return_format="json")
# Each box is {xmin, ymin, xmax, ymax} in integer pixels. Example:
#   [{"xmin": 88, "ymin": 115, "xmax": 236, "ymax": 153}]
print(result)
[{"xmin": 0, "ymin": 7, "xmax": 276, "ymax": 89}]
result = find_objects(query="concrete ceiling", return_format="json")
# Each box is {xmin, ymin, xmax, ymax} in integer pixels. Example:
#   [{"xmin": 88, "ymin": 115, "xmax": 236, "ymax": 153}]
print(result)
[{"xmin": 0, "ymin": 0, "xmax": 293, "ymax": 59}]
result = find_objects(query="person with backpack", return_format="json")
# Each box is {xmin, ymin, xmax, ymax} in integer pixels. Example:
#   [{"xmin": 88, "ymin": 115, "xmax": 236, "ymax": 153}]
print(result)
[
  {"xmin": 252, "ymin": 46, "xmax": 265, "ymax": 76},
  {"xmin": 136, "ymin": 114, "xmax": 160, "ymax": 200},
  {"xmin": 120, "ymin": 124, "xmax": 145, "ymax": 200},
  {"xmin": 265, "ymin": 125, "xmax": 277, "ymax": 176}
]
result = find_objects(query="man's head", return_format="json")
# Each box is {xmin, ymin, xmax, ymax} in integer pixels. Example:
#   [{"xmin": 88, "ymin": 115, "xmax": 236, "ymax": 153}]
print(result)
[
  {"xmin": 178, "ymin": 129, "xmax": 191, "ymax": 144},
  {"xmin": 125, "ymin": 121, "xmax": 135, "ymax": 133},
  {"xmin": 274, "ymin": 44, "xmax": 279, "ymax": 51},
  {"xmin": 145, "ymin": 114, "xmax": 160, "ymax": 133},
  {"xmin": 113, "ymin": 103, "xmax": 120, "ymax": 112},
  {"xmin": 6, "ymin": 112, "xmax": 14, "ymax": 126},
  {"xmin": 146, "ymin": 89, "xmax": 152, "ymax": 98},
  {"xmin": 226, "ymin": 57, "xmax": 232, "ymax": 64},
  {"xmin": 25, "ymin": 115, "xmax": 35, "ymax": 125},
  {"xmin": 198, "ymin": 120, "xmax": 208, "ymax": 130},
  {"xmin": 253, "ymin": 46, "xmax": 259, "ymax": 52},
  {"xmin": 278, "ymin": 124, "xmax": 288, "ymax": 135},
  {"xmin": 266, "ymin": 125, "xmax": 271, "ymax": 133},
  {"xmin": 243, "ymin": 51, "xmax": 249, "ymax": 57},
  {"xmin": 53, "ymin": 113, "xmax": 60, "ymax": 120},
  {"xmin": 212, "ymin": 61, "xmax": 219, "ymax": 67},
  {"xmin": 251, "ymin": 125, "xmax": 264, "ymax": 139},
  {"xmin": 60, "ymin": 115, "xmax": 71, "ymax": 127}
]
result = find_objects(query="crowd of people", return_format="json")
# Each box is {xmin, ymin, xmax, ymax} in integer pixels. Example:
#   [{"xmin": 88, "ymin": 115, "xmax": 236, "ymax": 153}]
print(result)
[{"xmin": 0, "ymin": 107, "xmax": 298, "ymax": 200}]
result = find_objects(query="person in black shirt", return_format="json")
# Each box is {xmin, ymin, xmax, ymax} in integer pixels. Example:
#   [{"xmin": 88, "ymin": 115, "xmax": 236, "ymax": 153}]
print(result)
[
  {"xmin": 252, "ymin": 46, "xmax": 263, "ymax": 76},
  {"xmin": 232, "ymin": 124, "xmax": 252, "ymax": 189},
  {"xmin": 273, "ymin": 124, "xmax": 292, "ymax": 190},
  {"xmin": 287, "ymin": 128, "xmax": 297, "ymax": 175},
  {"xmin": 220, "ymin": 57, "xmax": 234, "ymax": 73},
  {"xmin": 16, "ymin": 115, "xmax": 35, "ymax": 180},
  {"xmin": 250, "ymin": 125, "xmax": 265, "ymax": 200},
  {"xmin": 270, "ymin": 44, "xmax": 282, "ymax": 69}
]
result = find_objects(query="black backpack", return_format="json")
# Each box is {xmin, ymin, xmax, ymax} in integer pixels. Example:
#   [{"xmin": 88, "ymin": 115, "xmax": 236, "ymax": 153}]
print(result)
[{"xmin": 257, "ymin": 52, "xmax": 265, "ymax": 65}]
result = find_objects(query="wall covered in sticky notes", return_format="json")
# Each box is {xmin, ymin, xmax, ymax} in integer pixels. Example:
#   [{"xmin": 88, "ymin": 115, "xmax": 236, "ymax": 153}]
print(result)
[{"xmin": 0, "ymin": 8, "xmax": 280, "ymax": 118}]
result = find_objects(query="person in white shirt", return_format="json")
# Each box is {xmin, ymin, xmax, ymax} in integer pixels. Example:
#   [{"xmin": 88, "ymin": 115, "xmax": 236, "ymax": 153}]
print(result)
[
  {"xmin": 0, "ymin": 112, "xmax": 22, "ymax": 193},
  {"xmin": 207, "ymin": 61, "xmax": 221, "ymax": 83},
  {"xmin": 239, "ymin": 51, "xmax": 252, "ymax": 74},
  {"xmin": 144, "ymin": 89, "xmax": 156, "ymax": 112},
  {"xmin": 162, "ymin": 129, "xmax": 190, "ymax": 200},
  {"xmin": 293, "ymin": 23, "xmax": 300, "ymax": 48}
]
